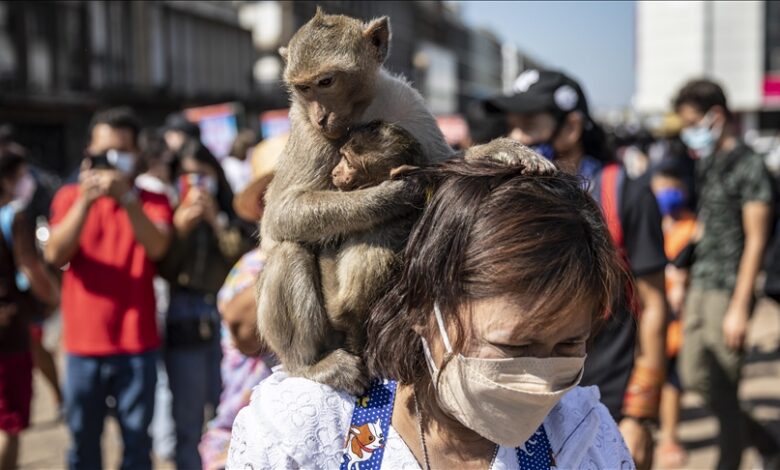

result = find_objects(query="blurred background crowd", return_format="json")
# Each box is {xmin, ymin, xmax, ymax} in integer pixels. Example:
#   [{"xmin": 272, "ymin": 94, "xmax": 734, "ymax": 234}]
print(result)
[{"xmin": 1, "ymin": 1, "xmax": 780, "ymax": 469}]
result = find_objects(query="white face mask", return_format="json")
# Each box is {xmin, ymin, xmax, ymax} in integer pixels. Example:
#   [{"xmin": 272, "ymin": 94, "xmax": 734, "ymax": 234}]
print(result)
[
  {"xmin": 680, "ymin": 111, "xmax": 722, "ymax": 160},
  {"xmin": 13, "ymin": 173, "xmax": 36, "ymax": 207},
  {"xmin": 421, "ymin": 303, "xmax": 585, "ymax": 447},
  {"xmin": 106, "ymin": 149, "xmax": 137, "ymax": 175}
]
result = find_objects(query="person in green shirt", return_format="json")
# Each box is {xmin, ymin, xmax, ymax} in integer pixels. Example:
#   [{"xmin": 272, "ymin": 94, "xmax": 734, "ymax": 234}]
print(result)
[{"xmin": 675, "ymin": 79, "xmax": 779, "ymax": 470}]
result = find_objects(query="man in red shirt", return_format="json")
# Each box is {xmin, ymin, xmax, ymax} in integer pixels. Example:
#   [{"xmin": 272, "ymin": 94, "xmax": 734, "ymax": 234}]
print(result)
[{"xmin": 45, "ymin": 107, "xmax": 173, "ymax": 470}]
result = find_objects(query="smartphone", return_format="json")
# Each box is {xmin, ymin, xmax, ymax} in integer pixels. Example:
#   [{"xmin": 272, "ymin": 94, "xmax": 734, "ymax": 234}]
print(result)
[
  {"xmin": 89, "ymin": 154, "xmax": 112, "ymax": 169},
  {"xmin": 178, "ymin": 173, "xmax": 217, "ymax": 203}
]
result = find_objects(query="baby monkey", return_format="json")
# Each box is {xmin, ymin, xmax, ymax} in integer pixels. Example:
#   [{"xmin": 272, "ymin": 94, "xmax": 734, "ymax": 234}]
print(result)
[
  {"xmin": 325, "ymin": 121, "xmax": 422, "ymax": 353},
  {"xmin": 332, "ymin": 121, "xmax": 420, "ymax": 191}
]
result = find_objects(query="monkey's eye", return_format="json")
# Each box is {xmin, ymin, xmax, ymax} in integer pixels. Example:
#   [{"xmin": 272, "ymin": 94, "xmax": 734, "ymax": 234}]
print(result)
[
  {"xmin": 295, "ymin": 84, "xmax": 310, "ymax": 93},
  {"xmin": 318, "ymin": 77, "xmax": 334, "ymax": 88}
]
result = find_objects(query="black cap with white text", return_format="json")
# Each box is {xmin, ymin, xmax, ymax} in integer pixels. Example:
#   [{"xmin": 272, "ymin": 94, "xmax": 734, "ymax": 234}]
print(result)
[{"xmin": 486, "ymin": 69, "xmax": 591, "ymax": 118}]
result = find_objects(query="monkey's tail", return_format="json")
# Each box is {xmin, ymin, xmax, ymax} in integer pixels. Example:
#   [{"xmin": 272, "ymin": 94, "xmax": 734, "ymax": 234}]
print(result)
[{"xmin": 298, "ymin": 348, "xmax": 369, "ymax": 395}]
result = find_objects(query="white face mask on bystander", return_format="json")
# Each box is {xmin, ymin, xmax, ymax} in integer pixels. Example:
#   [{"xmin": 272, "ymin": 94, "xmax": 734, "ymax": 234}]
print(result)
[{"xmin": 420, "ymin": 303, "xmax": 585, "ymax": 447}]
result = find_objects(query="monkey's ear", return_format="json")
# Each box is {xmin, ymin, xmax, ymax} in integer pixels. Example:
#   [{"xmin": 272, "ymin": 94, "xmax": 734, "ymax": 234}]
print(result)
[
  {"xmin": 314, "ymin": 6, "xmax": 325, "ymax": 20},
  {"xmin": 278, "ymin": 46, "xmax": 289, "ymax": 62},
  {"xmin": 363, "ymin": 16, "xmax": 391, "ymax": 64}
]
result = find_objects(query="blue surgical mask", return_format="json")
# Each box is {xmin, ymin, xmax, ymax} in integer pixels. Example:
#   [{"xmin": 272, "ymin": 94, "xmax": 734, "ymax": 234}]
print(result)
[
  {"xmin": 655, "ymin": 188, "xmax": 686, "ymax": 216},
  {"xmin": 530, "ymin": 142, "xmax": 555, "ymax": 161},
  {"xmin": 680, "ymin": 112, "xmax": 722, "ymax": 159}
]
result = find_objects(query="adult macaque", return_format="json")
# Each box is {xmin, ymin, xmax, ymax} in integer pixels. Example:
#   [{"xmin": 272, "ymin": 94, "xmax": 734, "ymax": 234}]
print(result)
[
  {"xmin": 257, "ymin": 10, "xmax": 553, "ymax": 393},
  {"xmin": 256, "ymin": 8, "xmax": 451, "ymax": 394}
]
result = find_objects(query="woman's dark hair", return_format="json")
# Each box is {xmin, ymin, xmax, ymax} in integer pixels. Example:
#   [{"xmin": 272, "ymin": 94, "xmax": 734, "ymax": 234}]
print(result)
[
  {"xmin": 136, "ymin": 128, "xmax": 175, "ymax": 176},
  {"xmin": 581, "ymin": 117, "xmax": 612, "ymax": 163},
  {"xmin": 175, "ymin": 138, "xmax": 235, "ymax": 217},
  {"xmin": 365, "ymin": 152, "xmax": 629, "ymax": 392},
  {"xmin": 673, "ymin": 79, "xmax": 732, "ymax": 121},
  {"xmin": 0, "ymin": 145, "xmax": 27, "ymax": 185}
]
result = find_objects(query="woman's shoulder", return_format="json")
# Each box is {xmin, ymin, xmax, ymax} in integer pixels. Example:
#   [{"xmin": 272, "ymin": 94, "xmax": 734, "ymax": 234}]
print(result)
[
  {"xmin": 545, "ymin": 386, "xmax": 634, "ymax": 469},
  {"xmin": 228, "ymin": 369, "xmax": 356, "ymax": 469}
]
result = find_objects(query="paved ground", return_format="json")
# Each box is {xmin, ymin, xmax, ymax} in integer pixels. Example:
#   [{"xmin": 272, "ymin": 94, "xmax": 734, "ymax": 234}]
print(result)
[{"xmin": 16, "ymin": 299, "xmax": 780, "ymax": 469}]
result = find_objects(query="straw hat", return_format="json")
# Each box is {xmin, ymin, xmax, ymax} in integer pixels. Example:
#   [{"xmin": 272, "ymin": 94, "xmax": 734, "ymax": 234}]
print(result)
[{"xmin": 233, "ymin": 132, "xmax": 287, "ymax": 222}]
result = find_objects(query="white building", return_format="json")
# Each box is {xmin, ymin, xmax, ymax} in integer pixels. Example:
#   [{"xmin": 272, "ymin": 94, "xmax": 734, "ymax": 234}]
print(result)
[{"xmin": 635, "ymin": 1, "xmax": 780, "ymax": 134}]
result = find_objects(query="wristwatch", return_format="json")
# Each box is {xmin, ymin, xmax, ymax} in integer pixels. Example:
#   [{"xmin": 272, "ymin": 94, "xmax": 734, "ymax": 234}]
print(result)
[{"xmin": 120, "ymin": 188, "xmax": 140, "ymax": 207}]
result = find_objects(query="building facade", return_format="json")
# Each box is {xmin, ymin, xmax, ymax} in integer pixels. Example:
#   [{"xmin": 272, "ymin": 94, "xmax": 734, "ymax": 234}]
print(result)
[
  {"xmin": 0, "ymin": 0, "xmax": 258, "ymax": 174},
  {"xmin": 635, "ymin": 0, "xmax": 780, "ymax": 134},
  {"xmin": 241, "ymin": 1, "xmax": 526, "ymax": 117},
  {"xmin": 1, "ymin": 0, "xmax": 543, "ymax": 174}
]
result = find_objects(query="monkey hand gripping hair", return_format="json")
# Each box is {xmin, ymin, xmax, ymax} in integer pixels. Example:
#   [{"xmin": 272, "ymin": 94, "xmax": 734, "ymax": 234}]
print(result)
[{"xmin": 465, "ymin": 138, "xmax": 557, "ymax": 174}]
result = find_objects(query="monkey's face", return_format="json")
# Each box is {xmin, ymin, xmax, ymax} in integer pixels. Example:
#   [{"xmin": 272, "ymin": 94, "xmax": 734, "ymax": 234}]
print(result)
[
  {"xmin": 331, "ymin": 155, "xmax": 362, "ymax": 191},
  {"xmin": 293, "ymin": 72, "xmax": 362, "ymax": 140},
  {"xmin": 281, "ymin": 10, "xmax": 392, "ymax": 140}
]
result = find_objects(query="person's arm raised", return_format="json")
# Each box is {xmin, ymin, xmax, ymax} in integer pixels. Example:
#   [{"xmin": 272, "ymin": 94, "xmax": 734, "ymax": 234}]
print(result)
[
  {"xmin": 44, "ymin": 171, "xmax": 103, "ymax": 268},
  {"xmin": 101, "ymin": 171, "xmax": 172, "ymax": 261}
]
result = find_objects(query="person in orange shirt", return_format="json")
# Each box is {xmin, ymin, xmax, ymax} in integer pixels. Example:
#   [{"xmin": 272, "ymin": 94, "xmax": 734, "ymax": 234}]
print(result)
[{"xmin": 650, "ymin": 159, "xmax": 697, "ymax": 468}]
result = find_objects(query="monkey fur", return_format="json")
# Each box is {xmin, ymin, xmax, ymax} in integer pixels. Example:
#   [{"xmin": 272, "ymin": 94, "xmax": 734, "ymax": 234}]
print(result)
[
  {"xmin": 256, "ymin": 8, "xmax": 452, "ymax": 394},
  {"xmin": 331, "ymin": 121, "xmax": 421, "ymax": 191},
  {"xmin": 327, "ymin": 121, "xmax": 424, "ymax": 354}
]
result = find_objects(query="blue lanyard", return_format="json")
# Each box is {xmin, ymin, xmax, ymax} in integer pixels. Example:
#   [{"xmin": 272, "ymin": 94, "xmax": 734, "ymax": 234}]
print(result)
[{"xmin": 341, "ymin": 379, "xmax": 553, "ymax": 470}]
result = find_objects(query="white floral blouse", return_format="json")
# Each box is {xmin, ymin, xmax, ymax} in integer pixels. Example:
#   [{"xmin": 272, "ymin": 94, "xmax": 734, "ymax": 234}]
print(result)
[{"xmin": 227, "ymin": 370, "xmax": 634, "ymax": 469}]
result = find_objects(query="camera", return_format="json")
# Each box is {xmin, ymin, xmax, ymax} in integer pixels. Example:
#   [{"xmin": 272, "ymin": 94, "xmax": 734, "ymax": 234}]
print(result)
[{"xmin": 86, "ymin": 149, "xmax": 136, "ymax": 173}]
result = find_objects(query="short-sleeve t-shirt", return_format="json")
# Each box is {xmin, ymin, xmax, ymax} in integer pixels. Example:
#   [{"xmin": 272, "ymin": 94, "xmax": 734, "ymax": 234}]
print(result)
[
  {"xmin": 581, "ymin": 163, "xmax": 667, "ymax": 420},
  {"xmin": 692, "ymin": 143, "xmax": 774, "ymax": 291},
  {"xmin": 50, "ymin": 184, "xmax": 173, "ymax": 356}
]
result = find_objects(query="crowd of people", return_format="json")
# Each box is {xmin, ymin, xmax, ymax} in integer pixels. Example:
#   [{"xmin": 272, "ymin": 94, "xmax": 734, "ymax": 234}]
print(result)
[{"xmin": 0, "ymin": 52, "xmax": 779, "ymax": 470}]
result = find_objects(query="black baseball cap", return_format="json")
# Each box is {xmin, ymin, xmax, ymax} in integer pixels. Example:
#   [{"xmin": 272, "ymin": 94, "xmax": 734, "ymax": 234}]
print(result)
[{"xmin": 486, "ymin": 69, "xmax": 591, "ymax": 118}]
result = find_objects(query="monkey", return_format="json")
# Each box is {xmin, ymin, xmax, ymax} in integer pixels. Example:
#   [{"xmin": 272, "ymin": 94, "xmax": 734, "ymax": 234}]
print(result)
[
  {"xmin": 256, "ymin": 9, "xmax": 552, "ymax": 394},
  {"xmin": 326, "ymin": 121, "xmax": 424, "ymax": 352},
  {"xmin": 464, "ymin": 138, "xmax": 558, "ymax": 174},
  {"xmin": 255, "ymin": 8, "xmax": 451, "ymax": 394},
  {"xmin": 331, "ymin": 121, "xmax": 420, "ymax": 191}
]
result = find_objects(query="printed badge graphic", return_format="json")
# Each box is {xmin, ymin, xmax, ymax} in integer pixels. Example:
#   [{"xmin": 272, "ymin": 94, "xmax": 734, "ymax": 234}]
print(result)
[
  {"xmin": 344, "ymin": 419, "xmax": 384, "ymax": 470},
  {"xmin": 340, "ymin": 380, "xmax": 396, "ymax": 470}
]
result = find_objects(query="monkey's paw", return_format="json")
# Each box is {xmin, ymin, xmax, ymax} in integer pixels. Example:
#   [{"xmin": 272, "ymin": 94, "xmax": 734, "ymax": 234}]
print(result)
[{"xmin": 465, "ymin": 138, "xmax": 557, "ymax": 175}]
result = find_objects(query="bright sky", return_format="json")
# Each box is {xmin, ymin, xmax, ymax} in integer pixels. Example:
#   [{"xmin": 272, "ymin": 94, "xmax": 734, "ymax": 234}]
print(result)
[{"xmin": 458, "ymin": 1, "xmax": 635, "ymax": 113}]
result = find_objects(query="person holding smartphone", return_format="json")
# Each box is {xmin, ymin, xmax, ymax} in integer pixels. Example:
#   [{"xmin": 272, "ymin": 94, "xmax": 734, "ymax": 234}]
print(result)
[
  {"xmin": 157, "ymin": 139, "xmax": 253, "ymax": 470},
  {"xmin": 0, "ymin": 144, "xmax": 59, "ymax": 470},
  {"xmin": 44, "ymin": 107, "xmax": 173, "ymax": 470}
]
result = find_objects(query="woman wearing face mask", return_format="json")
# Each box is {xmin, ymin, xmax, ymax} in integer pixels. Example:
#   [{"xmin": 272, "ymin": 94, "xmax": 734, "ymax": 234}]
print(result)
[
  {"xmin": 649, "ymin": 159, "xmax": 697, "ymax": 469},
  {"xmin": 227, "ymin": 140, "xmax": 634, "ymax": 469},
  {"xmin": 489, "ymin": 70, "xmax": 668, "ymax": 469},
  {"xmin": 158, "ymin": 139, "xmax": 254, "ymax": 470},
  {"xmin": 0, "ymin": 146, "xmax": 59, "ymax": 470}
]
